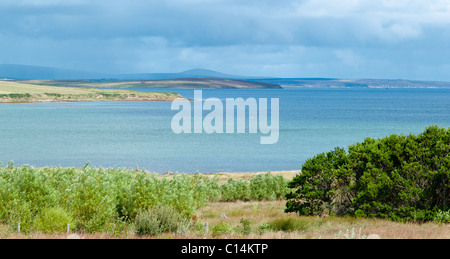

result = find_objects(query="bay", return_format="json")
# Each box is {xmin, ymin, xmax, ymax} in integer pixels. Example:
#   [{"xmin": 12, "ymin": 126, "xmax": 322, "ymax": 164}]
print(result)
[{"xmin": 0, "ymin": 87, "xmax": 448, "ymax": 173}]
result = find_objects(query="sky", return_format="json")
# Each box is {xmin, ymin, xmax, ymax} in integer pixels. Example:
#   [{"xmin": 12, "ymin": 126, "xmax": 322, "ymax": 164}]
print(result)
[{"xmin": 1, "ymin": 0, "xmax": 450, "ymax": 80}]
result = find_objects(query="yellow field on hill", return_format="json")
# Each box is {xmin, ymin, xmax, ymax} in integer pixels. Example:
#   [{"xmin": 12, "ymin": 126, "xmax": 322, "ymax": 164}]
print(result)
[{"xmin": 0, "ymin": 80, "xmax": 181, "ymax": 103}]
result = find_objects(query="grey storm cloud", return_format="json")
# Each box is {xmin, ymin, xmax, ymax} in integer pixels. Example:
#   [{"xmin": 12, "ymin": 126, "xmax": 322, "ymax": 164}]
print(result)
[
  {"xmin": 0, "ymin": 0, "xmax": 307, "ymax": 45},
  {"xmin": 1, "ymin": 0, "xmax": 450, "ymax": 80}
]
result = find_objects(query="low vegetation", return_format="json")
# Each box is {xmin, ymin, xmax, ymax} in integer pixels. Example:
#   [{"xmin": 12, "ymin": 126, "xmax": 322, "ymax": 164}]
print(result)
[
  {"xmin": 0, "ymin": 162, "xmax": 291, "ymax": 234},
  {"xmin": 134, "ymin": 206, "xmax": 190, "ymax": 236}
]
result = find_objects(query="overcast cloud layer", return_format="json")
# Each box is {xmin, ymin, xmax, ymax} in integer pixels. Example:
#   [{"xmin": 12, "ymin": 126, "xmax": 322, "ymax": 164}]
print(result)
[{"xmin": 1, "ymin": 0, "xmax": 450, "ymax": 80}]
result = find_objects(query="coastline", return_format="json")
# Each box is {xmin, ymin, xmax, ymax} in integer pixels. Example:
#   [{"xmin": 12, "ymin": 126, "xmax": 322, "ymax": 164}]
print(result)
[
  {"xmin": 0, "ymin": 96, "xmax": 182, "ymax": 104},
  {"xmin": 0, "ymin": 79, "xmax": 182, "ymax": 103}
]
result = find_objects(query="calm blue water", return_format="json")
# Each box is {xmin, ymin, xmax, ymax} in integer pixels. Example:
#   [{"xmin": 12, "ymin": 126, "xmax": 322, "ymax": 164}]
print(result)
[{"xmin": 0, "ymin": 87, "xmax": 449, "ymax": 173}]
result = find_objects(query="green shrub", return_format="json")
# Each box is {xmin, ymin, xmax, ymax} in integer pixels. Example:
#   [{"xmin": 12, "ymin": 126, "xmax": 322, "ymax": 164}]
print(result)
[
  {"xmin": 267, "ymin": 217, "xmax": 308, "ymax": 232},
  {"xmin": 239, "ymin": 218, "xmax": 252, "ymax": 235},
  {"xmin": 286, "ymin": 125, "xmax": 450, "ymax": 222},
  {"xmin": 4, "ymin": 201, "xmax": 35, "ymax": 234},
  {"xmin": 7, "ymin": 93, "xmax": 32, "ymax": 99},
  {"xmin": 134, "ymin": 206, "xmax": 190, "ymax": 236},
  {"xmin": 250, "ymin": 173, "xmax": 290, "ymax": 201},
  {"xmin": 257, "ymin": 223, "xmax": 270, "ymax": 235},
  {"xmin": 44, "ymin": 93, "xmax": 62, "ymax": 97},
  {"xmin": 219, "ymin": 173, "xmax": 290, "ymax": 202},
  {"xmin": 95, "ymin": 92, "xmax": 122, "ymax": 98},
  {"xmin": 220, "ymin": 178, "xmax": 251, "ymax": 201},
  {"xmin": 211, "ymin": 221, "xmax": 233, "ymax": 237},
  {"xmin": 433, "ymin": 210, "xmax": 450, "ymax": 224},
  {"xmin": 34, "ymin": 207, "xmax": 75, "ymax": 233},
  {"xmin": 67, "ymin": 168, "xmax": 117, "ymax": 233},
  {"xmin": 0, "ymin": 165, "xmax": 55, "ymax": 233}
]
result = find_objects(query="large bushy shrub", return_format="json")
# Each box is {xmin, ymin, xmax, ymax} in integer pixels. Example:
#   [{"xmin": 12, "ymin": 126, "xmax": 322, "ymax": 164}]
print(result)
[
  {"xmin": 34, "ymin": 207, "xmax": 75, "ymax": 233},
  {"xmin": 134, "ymin": 206, "xmax": 190, "ymax": 235},
  {"xmin": 286, "ymin": 125, "xmax": 450, "ymax": 222}
]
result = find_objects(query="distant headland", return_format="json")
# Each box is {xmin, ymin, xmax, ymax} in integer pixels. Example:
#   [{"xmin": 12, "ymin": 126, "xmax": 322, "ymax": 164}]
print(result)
[{"xmin": 0, "ymin": 79, "xmax": 182, "ymax": 104}]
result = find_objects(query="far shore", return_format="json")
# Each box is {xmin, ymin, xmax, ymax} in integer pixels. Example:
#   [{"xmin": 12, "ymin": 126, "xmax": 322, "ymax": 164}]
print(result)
[
  {"xmin": 0, "ymin": 79, "xmax": 182, "ymax": 103},
  {"xmin": 0, "ymin": 97, "xmax": 180, "ymax": 104}
]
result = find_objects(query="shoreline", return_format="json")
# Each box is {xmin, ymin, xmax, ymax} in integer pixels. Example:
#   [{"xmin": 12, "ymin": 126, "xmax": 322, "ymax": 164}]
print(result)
[
  {"xmin": 0, "ymin": 79, "xmax": 182, "ymax": 104},
  {"xmin": 0, "ymin": 96, "xmax": 181, "ymax": 104}
]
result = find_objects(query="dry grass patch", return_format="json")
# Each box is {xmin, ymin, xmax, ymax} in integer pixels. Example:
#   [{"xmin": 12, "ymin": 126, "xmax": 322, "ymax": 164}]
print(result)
[
  {"xmin": 194, "ymin": 200, "xmax": 450, "ymax": 239},
  {"xmin": 2, "ymin": 200, "xmax": 448, "ymax": 239}
]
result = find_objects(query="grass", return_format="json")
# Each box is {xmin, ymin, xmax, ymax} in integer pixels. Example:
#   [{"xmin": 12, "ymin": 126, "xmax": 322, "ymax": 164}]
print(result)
[
  {"xmin": 188, "ymin": 201, "xmax": 450, "ymax": 239},
  {"xmin": 0, "ymin": 79, "xmax": 182, "ymax": 103},
  {"xmin": 2, "ymin": 200, "xmax": 448, "ymax": 239}
]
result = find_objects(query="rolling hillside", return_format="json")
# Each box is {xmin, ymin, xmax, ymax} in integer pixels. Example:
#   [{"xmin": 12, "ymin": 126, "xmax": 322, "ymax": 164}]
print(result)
[{"xmin": 16, "ymin": 78, "xmax": 282, "ymax": 89}]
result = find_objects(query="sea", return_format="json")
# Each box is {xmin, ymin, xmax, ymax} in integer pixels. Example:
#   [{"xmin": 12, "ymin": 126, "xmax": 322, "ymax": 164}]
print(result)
[{"xmin": 0, "ymin": 87, "xmax": 449, "ymax": 173}]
